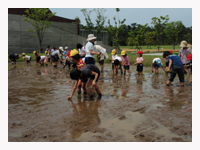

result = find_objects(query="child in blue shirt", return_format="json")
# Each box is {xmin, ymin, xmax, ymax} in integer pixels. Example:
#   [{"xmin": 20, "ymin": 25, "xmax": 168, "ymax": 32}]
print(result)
[{"xmin": 163, "ymin": 51, "xmax": 184, "ymax": 86}]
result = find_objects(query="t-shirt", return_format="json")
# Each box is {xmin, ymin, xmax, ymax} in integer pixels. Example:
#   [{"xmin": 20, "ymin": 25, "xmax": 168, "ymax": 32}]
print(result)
[
  {"xmin": 152, "ymin": 58, "xmax": 163, "ymax": 67},
  {"xmin": 40, "ymin": 56, "xmax": 46, "ymax": 61},
  {"xmin": 51, "ymin": 50, "xmax": 61, "ymax": 59},
  {"xmin": 10, "ymin": 53, "xmax": 19, "ymax": 59},
  {"xmin": 80, "ymin": 64, "xmax": 99, "ymax": 80},
  {"xmin": 85, "ymin": 41, "xmax": 95, "ymax": 58},
  {"xmin": 63, "ymin": 50, "xmax": 68, "ymax": 59},
  {"xmin": 167, "ymin": 55, "xmax": 183, "ymax": 66},
  {"xmin": 25, "ymin": 55, "xmax": 31, "ymax": 60},
  {"xmin": 76, "ymin": 58, "xmax": 85, "ymax": 70},
  {"xmin": 122, "ymin": 56, "xmax": 130, "ymax": 66},
  {"xmin": 112, "ymin": 54, "xmax": 118, "ymax": 63},
  {"xmin": 94, "ymin": 45, "xmax": 108, "ymax": 60},
  {"xmin": 178, "ymin": 47, "xmax": 191, "ymax": 64},
  {"xmin": 136, "ymin": 57, "xmax": 143, "ymax": 63},
  {"xmin": 79, "ymin": 46, "xmax": 86, "ymax": 55}
]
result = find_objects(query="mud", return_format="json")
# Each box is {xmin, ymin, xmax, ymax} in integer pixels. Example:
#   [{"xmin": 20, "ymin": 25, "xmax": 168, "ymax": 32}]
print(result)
[{"xmin": 8, "ymin": 62, "xmax": 192, "ymax": 142}]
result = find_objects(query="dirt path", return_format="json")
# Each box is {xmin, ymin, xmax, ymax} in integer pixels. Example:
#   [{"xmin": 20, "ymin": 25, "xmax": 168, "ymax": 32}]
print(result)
[{"xmin": 8, "ymin": 63, "xmax": 192, "ymax": 142}]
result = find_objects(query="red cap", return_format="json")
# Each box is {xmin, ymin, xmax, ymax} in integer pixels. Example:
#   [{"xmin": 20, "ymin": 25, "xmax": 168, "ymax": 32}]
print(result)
[
  {"xmin": 187, "ymin": 54, "xmax": 192, "ymax": 60},
  {"xmin": 67, "ymin": 50, "xmax": 71, "ymax": 57},
  {"xmin": 169, "ymin": 50, "xmax": 172, "ymax": 54},
  {"xmin": 137, "ymin": 51, "xmax": 143, "ymax": 54}
]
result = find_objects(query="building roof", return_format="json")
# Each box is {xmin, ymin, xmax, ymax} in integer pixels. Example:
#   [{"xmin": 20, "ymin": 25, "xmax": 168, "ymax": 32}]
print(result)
[{"xmin": 8, "ymin": 8, "xmax": 76, "ymax": 23}]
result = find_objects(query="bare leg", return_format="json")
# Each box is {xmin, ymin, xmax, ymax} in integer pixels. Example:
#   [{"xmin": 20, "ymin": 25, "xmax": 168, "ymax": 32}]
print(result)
[
  {"xmin": 100, "ymin": 65, "xmax": 103, "ymax": 72},
  {"xmin": 82, "ymin": 82, "xmax": 87, "ymax": 94},
  {"xmin": 87, "ymin": 79, "xmax": 94, "ymax": 96},
  {"xmin": 77, "ymin": 79, "xmax": 82, "ymax": 93},
  {"xmin": 94, "ymin": 82, "xmax": 102, "ymax": 95},
  {"xmin": 127, "ymin": 70, "xmax": 131, "ymax": 76},
  {"xmin": 166, "ymin": 80, "xmax": 171, "ymax": 86}
]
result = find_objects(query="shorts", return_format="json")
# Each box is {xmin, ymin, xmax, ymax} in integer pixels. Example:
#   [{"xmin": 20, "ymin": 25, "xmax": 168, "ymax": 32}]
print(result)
[
  {"xmin": 65, "ymin": 60, "xmax": 71, "ymax": 68},
  {"xmin": 85, "ymin": 57, "xmax": 95, "ymax": 65},
  {"xmin": 81, "ymin": 69, "xmax": 100, "ymax": 83},
  {"xmin": 9, "ymin": 55, "xmax": 16, "ymax": 62},
  {"xmin": 137, "ymin": 63, "xmax": 143, "ymax": 72},
  {"xmin": 165, "ymin": 62, "xmax": 169, "ymax": 67},
  {"xmin": 114, "ymin": 59, "xmax": 119, "ymax": 66},
  {"xmin": 99, "ymin": 60, "xmax": 104, "ymax": 65},
  {"xmin": 36, "ymin": 56, "xmax": 41, "ymax": 63},
  {"xmin": 153, "ymin": 63, "xmax": 159, "ymax": 68},
  {"xmin": 168, "ymin": 65, "xmax": 184, "ymax": 83},
  {"xmin": 124, "ymin": 65, "xmax": 130, "ymax": 70},
  {"xmin": 50, "ymin": 55, "xmax": 59, "ymax": 62}
]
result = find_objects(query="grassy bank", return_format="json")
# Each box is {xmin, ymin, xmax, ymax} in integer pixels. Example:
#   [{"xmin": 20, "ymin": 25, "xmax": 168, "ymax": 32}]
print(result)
[{"xmin": 120, "ymin": 45, "xmax": 192, "ymax": 50}]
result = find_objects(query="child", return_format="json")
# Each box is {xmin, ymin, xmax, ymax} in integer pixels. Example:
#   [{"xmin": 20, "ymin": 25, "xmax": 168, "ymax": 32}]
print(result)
[
  {"xmin": 9, "ymin": 53, "xmax": 21, "ymax": 64},
  {"xmin": 133, "ymin": 51, "xmax": 143, "ymax": 76},
  {"xmin": 110, "ymin": 49, "xmax": 123, "ymax": 75},
  {"xmin": 63, "ymin": 49, "xmax": 71, "ymax": 69},
  {"xmin": 50, "ymin": 47, "xmax": 64, "ymax": 67},
  {"xmin": 45, "ymin": 50, "xmax": 51, "ymax": 62},
  {"xmin": 121, "ymin": 50, "xmax": 131, "ymax": 76},
  {"xmin": 33, "ymin": 51, "xmax": 40, "ymax": 64},
  {"xmin": 69, "ymin": 49, "xmax": 87, "ymax": 96},
  {"xmin": 186, "ymin": 54, "xmax": 192, "ymax": 83},
  {"xmin": 77, "ymin": 43, "xmax": 86, "ymax": 58},
  {"xmin": 151, "ymin": 58, "xmax": 165, "ymax": 74},
  {"xmin": 94, "ymin": 45, "xmax": 108, "ymax": 72},
  {"xmin": 164, "ymin": 50, "xmax": 172, "ymax": 75},
  {"xmin": 163, "ymin": 51, "xmax": 184, "ymax": 86},
  {"xmin": 67, "ymin": 64, "xmax": 102, "ymax": 100},
  {"xmin": 36, "ymin": 55, "xmax": 48, "ymax": 66},
  {"xmin": 22, "ymin": 53, "xmax": 31, "ymax": 63}
]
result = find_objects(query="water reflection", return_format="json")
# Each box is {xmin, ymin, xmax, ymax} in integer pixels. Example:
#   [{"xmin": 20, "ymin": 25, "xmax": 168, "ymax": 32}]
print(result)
[
  {"xmin": 121, "ymin": 76, "xmax": 130, "ymax": 98},
  {"xmin": 69, "ymin": 99, "xmax": 101, "ymax": 139},
  {"xmin": 165, "ymin": 87, "xmax": 189, "ymax": 109}
]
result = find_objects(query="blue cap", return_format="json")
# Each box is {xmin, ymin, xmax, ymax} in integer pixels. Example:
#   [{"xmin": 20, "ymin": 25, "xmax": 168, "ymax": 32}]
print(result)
[{"xmin": 156, "ymin": 59, "xmax": 162, "ymax": 67}]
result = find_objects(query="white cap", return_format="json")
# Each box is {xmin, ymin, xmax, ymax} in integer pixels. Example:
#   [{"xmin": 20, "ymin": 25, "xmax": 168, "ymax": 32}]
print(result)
[{"xmin": 65, "ymin": 46, "xmax": 68, "ymax": 50}]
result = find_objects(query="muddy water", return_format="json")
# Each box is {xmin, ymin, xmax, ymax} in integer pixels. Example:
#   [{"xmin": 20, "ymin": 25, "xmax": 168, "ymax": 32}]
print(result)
[{"xmin": 8, "ymin": 62, "xmax": 192, "ymax": 142}]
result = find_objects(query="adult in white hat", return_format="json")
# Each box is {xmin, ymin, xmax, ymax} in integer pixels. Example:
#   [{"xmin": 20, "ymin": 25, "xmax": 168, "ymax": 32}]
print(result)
[
  {"xmin": 85, "ymin": 34, "xmax": 100, "ymax": 65},
  {"xmin": 50, "ymin": 46, "xmax": 64, "ymax": 67},
  {"xmin": 178, "ymin": 40, "xmax": 191, "ymax": 74}
]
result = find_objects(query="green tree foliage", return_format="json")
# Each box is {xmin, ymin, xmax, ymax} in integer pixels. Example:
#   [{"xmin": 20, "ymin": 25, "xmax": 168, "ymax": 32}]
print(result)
[
  {"xmin": 93, "ymin": 8, "xmax": 107, "ymax": 41},
  {"xmin": 106, "ymin": 8, "xmax": 126, "ymax": 51},
  {"xmin": 23, "ymin": 8, "xmax": 56, "ymax": 53},
  {"xmin": 151, "ymin": 15, "xmax": 169, "ymax": 51},
  {"xmin": 164, "ymin": 21, "xmax": 184, "ymax": 50},
  {"xmin": 144, "ymin": 31, "xmax": 155, "ymax": 49},
  {"xmin": 81, "ymin": 9, "xmax": 94, "ymax": 33}
]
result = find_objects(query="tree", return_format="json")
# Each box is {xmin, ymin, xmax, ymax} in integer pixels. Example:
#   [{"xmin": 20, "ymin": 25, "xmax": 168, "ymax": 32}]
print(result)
[
  {"xmin": 144, "ymin": 31, "xmax": 155, "ymax": 49},
  {"xmin": 151, "ymin": 15, "xmax": 169, "ymax": 51},
  {"xmin": 164, "ymin": 21, "xmax": 183, "ymax": 50},
  {"xmin": 81, "ymin": 9, "xmax": 94, "ymax": 33},
  {"xmin": 23, "ymin": 8, "xmax": 56, "ymax": 53},
  {"xmin": 106, "ymin": 8, "xmax": 126, "ymax": 51},
  {"xmin": 93, "ymin": 8, "xmax": 107, "ymax": 41}
]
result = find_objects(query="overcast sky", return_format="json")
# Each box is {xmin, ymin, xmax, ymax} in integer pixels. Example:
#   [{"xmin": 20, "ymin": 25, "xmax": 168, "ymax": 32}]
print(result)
[{"xmin": 49, "ymin": 8, "xmax": 192, "ymax": 27}]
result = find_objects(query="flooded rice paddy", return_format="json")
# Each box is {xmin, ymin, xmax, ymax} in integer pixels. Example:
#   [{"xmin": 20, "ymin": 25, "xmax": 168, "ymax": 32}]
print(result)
[{"xmin": 8, "ymin": 62, "xmax": 192, "ymax": 142}]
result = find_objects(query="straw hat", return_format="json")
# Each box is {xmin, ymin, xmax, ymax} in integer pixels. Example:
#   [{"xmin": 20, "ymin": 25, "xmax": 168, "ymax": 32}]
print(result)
[
  {"xmin": 59, "ymin": 46, "xmax": 64, "ymax": 52},
  {"xmin": 87, "ymin": 34, "xmax": 97, "ymax": 41},
  {"xmin": 180, "ymin": 41, "xmax": 188, "ymax": 47},
  {"xmin": 121, "ymin": 50, "xmax": 126, "ymax": 56}
]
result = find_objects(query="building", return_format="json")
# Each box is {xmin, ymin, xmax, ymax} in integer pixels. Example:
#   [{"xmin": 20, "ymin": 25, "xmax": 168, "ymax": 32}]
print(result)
[{"xmin": 8, "ymin": 8, "xmax": 113, "ymax": 54}]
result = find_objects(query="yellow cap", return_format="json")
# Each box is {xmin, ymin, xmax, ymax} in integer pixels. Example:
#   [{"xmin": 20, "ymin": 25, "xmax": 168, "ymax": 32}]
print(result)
[
  {"xmin": 33, "ymin": 51, "xmax": 37, "ymax": 54},
  {"xmin": 23, "ymin": 57, "xmax": 25, "ymax": 60},
  {"xmin": 121, "ymin": 50, "xmax": 126, "ymax": 56},
  {"xmin": 22, "ymin": 53, "xmax": 25, "ymax": 56},
  {"xmin": 70, "ymin": 49, "xmax": 79, "ymax": 56},
  {"xmin": 45, "ymin": 51, "xmax": 47, "ymax": 54},
  {"xmin": 111, "ymin": 49, "xmax": 116, "ymax": 55}
]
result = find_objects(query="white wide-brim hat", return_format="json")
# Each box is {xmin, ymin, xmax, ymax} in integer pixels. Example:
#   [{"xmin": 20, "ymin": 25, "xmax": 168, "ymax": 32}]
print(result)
[
  {"xmin": 180, "ymin": 40, "xmax": 188, "ymax": 47},
  {"xmin": 59, "ymin": 46, "xmax": 64, "ymax": 51},
  {"xmin": 87, "ymin": 34, "xmax": 97, "ymax": 41}
]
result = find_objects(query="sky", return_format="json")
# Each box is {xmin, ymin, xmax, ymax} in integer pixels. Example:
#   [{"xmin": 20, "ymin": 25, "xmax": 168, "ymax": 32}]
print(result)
[{"xmin": 49, "ymin": 8, "xmax": 192, "ymax": 27}]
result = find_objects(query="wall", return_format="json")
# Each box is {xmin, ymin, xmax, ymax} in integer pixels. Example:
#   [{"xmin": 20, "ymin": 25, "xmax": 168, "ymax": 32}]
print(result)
[{"xmin": 8, "ymin": 14, "xmax": 114, "ymax": 54}]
